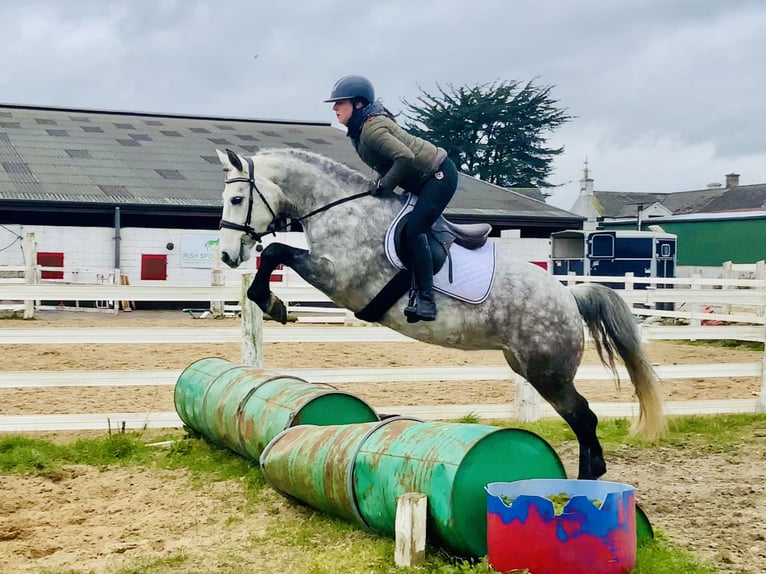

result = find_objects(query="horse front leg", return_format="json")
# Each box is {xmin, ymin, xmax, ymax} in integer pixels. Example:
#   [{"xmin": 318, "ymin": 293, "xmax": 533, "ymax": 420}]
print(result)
[
  {"xmin": 246, "ymin": 242, "xmax": 335, "ymax": 325},
  {"xmin": 246, "ymin": 243, "xmax": 297, "ymax": 323}
]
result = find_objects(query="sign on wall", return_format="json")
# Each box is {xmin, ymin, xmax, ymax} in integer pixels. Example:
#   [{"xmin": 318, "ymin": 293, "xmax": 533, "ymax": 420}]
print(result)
[{"xmin": 180, "ymin": 233, "xmax": 220, "ymax": 268}]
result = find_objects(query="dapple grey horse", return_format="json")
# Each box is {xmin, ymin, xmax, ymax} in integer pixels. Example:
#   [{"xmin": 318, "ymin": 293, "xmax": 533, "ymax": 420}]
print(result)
[{"xmin": 215, "ymin": 147, "xmax": 664, "ymax": 480}]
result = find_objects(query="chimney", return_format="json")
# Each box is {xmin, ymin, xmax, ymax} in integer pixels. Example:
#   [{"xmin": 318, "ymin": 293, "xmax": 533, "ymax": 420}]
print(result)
[
  {"xmin": 725, "ymin": 173, "xmax": 740, "ymax": 188},
  {"xmin": 579, "ymin": 158, "xmax": 594, "ymax": 196}
]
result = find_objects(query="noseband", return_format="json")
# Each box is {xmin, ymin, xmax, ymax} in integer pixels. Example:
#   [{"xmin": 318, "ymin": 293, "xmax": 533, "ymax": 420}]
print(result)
[{"xmin": 219, "ymin": 156, "xmax": 278, "ymax": 244}]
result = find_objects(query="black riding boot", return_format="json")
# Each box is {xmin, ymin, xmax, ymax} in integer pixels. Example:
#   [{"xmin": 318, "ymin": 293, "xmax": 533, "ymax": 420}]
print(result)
[{"xmin": 404, "ymin": 233, "xmax": 437, "ymax": 322}]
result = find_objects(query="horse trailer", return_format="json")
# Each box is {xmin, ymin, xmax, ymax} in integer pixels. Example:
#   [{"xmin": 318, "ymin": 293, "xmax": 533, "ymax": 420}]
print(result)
[{"xmin": 550, "ymin": 230, "xmax": 677, "ymax": 289}]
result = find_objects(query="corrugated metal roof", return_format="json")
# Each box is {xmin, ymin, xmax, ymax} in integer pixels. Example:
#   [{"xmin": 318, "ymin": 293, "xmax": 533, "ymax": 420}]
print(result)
[
  {"xmin": 595, "ymin": 183, "xmax": 766, "ymax": 218},
  {"xmin": 0, "ymin": 103, "xmax": 579, "ymax": 222}
]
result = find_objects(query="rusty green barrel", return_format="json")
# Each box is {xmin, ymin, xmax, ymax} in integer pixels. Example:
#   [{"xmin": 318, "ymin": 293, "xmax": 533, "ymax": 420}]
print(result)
[
  {"xmin": 260, "ymin": 416, "xmax": 566, "ymax": 557},
  {"xmin": 173, "ymin": 358, "xmax": 379, "ymax": 460},
  {"xmin": 353, "ymin": 419, "xmax": 567, "ymax": 557},
  {"xmin": 174, "ymin": 357, "xmax": 243, "ymax": 438},
  {"xmin": 259, "ymin": 418, "xmax": 419, "ymax": 523},
  {"xmin": 236, "ymin": 377, "xmax": 379, "ymax": 461}
]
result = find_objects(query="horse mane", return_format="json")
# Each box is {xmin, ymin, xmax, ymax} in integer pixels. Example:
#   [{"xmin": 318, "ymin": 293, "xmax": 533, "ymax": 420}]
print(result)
[{"xmin": 256, "ymin": 148, "xmax": 369, "ymax": 187}]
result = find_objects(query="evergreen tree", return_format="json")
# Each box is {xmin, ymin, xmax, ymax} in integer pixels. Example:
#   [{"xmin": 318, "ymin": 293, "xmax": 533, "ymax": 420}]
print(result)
[{"xmin": 403, "ymin": 80, "xmax": 572, "ymax": 194}]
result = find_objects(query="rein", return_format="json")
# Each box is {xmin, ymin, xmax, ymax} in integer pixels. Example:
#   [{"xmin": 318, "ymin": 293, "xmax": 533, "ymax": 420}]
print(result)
[{"xmin": 219, "ymin": 155, "xmax": 372, "ymax": 245}]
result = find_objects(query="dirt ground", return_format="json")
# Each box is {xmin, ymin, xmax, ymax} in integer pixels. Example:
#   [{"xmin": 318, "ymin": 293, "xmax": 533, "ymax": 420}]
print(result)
[
  {"xmin": 1, "ymin": 310, "xmax": 764, "ymax": 414},
  {"xmin": 1, "ymin": 310, "xmax": 765, "ymax": 573}
]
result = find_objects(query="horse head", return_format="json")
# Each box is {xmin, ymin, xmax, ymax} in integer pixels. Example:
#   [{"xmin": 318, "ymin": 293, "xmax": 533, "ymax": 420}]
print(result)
[{"xmin": 216, "ymin": 148, "xmax": 283, "ymax": 268}]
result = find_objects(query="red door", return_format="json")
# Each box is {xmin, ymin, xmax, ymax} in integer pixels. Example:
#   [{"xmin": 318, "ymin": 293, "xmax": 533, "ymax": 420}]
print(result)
[
  {"xmin": 37, "ymin": 252, "xmax": 64, "ymax": 279},
  {"xmin": 141, "ymin": 254, "xmax": 167, "ymax": 280}
]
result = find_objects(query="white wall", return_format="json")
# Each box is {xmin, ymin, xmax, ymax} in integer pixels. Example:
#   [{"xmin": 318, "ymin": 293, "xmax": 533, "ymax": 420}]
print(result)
[
  {"xmin": 0, "ymin": 224, "xmax": 114, "ymax": 283},
  {"xmin": 3, "ymin": 225, "xmax": 557, "ymax": 286},
  {"xmin": 0, "ymin": 224, "xmax": 312, "ymax": 288},
  {"xmin": 494, "ymin": 236, "xmax": 551, "ymax": 267}
]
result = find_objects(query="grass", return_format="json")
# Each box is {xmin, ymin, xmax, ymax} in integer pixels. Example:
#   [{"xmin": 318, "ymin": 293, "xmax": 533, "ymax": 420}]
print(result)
[
  {"xmin": 508, "ymin": 412, "xmax": 766, "ymax": 452},
  {"xmin": 0, "ymin": 431, "xmax": 268, "ymax": 505},
  {"xmin": 634, "ymin": 533, "xmax": 718, "ymax": 574},
  {"xmin": 3, "ymin": 414, "xmax": 764, "ymax": 573}
]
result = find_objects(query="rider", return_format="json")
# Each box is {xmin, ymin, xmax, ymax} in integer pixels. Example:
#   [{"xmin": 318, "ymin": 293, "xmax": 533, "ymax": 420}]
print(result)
[{"xmin": 325, "ymin": 75, "xmax": 458, "ymax": 322}]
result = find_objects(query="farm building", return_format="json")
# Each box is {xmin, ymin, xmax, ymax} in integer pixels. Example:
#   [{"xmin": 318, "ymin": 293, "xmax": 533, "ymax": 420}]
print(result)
[
  {"xmin": 600, "ymin": 211, "xmax": 766, "ymax": 274},
  {"xmin": 0, "ymin": 103, "xmax": 583, "ymax": 298},
  {"xmin": 570, "ymin": 164, "xmax": 766, "ymax": 275}
]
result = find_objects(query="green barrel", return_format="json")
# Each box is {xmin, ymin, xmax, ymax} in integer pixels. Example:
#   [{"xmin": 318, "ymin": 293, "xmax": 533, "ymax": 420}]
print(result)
[
  {"xmin": 636, "ymin": 504, "xmax": 654, "ymax": 544},
  {"xmin": 200, "ymin": 368, "xmax": 297, "ymax": 456},
  {"xmin": 260, "ymin": 417, "xmax": 419, "ymax": 523},
  {"xmin": 174, "ymin": 357, "xmax": 241, "ymax": 432},
  {"xmin": 174, "ymin": 358, "xmax": 379, "ymax": 462},
  {"xmin": 237, "ymin": 378, "xmax": 379, "ymax": 461},
  {"xmin": 174, "ymin": 358, "xmax": 295, "ymax": 455},
  {"xmin": 353, "ymin": 420, "xmax": 567, "ymax": 557}
]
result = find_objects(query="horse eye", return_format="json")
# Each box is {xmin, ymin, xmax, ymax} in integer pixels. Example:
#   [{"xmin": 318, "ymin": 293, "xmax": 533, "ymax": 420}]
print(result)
[{"xmin": 231, "ymin": 196, "xmax": 244, "ymax": 206}]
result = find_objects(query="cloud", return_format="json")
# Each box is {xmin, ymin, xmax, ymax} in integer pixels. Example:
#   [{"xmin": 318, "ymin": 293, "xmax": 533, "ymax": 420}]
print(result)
[{"xmin": 2, "ymin": 0, "xmax": 766, "ymax": 213}]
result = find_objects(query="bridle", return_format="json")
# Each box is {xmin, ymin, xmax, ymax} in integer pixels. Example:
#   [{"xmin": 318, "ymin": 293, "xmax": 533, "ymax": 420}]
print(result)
[
  {"xmin": 219, "ymin": 154, "xmax": 374, "ymax": 249},
  {"xmin": 219, "ymin": 156, "xmax": 278, "ymax": 244}
]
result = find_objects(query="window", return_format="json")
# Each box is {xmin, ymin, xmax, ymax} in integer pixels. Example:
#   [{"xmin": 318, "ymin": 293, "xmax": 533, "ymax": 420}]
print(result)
[
  {"xmin": 37, "ymin": 252, "xmax": 64, "ymax": 279},
  {"xmin": 141, "ymin": 254, "xmax": 167, "ymax": 280},
  {"xmin": 614, "ymin": 238, "xmax": 652, "ymax": 258},
  {"xmin": 589, "ymin": 234, "xmax": 615, "ymax": 258}
]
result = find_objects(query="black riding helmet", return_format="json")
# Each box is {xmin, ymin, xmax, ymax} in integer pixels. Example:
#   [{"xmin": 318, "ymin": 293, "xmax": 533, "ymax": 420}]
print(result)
[{"xmin": 324, "ymin": 75, "xmax": 375, "ymax": 105}]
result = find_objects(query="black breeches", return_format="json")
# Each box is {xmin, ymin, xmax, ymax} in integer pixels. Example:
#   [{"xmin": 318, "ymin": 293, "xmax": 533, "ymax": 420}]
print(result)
[{"xmin": 404, "ymin": 158, "xmax": 458, "ymax": 245}]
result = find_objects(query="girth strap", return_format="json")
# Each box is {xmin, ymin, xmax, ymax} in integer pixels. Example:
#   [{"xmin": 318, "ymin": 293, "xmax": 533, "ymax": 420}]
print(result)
[{"xmin": 355, "ymin": 270, "xmax": 411, "ymax": 323}]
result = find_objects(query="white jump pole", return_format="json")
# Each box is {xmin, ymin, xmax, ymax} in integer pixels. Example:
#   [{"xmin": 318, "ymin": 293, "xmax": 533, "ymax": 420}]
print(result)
[{"xmin": 240, "ymin": 273, "xmax": 263, "ymax": 367}]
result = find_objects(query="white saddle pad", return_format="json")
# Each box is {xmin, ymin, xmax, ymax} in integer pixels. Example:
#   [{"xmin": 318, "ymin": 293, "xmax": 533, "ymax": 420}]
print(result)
[{"xmin": 384, "ymin": 196, "xmax": 496, "ymax": 304}]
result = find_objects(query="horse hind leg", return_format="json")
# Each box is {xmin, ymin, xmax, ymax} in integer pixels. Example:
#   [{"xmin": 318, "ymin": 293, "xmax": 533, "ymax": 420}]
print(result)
[
  {"xmin": 506, "ymin": 352, "xmax": 606, "ymax": 480},
  {"xmin": 558, "ymin": 392, "xmax": 606, "ymax": 480}
]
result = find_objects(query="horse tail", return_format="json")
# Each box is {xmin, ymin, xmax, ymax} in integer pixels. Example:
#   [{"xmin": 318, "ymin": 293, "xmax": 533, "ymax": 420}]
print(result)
[{"xmin": 569, "ymin": 282, "xmax": 665, "ymax": 440}]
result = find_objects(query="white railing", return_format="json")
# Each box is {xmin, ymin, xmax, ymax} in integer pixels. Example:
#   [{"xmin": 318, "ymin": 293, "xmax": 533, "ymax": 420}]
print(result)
[{"xmin": 1, "ymin": 272, "xmax": 766, "ymax": 431}]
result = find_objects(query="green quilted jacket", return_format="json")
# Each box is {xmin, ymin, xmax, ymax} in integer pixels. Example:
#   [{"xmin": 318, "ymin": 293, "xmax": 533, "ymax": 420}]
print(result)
[{"xmin": 356, "ymin": 115, "xmax": 445, "ymax": 193}]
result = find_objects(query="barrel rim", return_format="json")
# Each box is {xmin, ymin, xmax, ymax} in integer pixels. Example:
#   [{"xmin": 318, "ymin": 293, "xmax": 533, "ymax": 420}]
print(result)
[
  {"xmin": 486, "ymin": 477, "xmax": 636, "ymax": 498},
  {"xmin": 258, "ymin": 423, "xmax": 310, "ymax": 468},
  {"xmin": 173, "ymin": 357, "xmax": 233, "ymax": 401},
  {"xmin": 349, "ymin": 416, "xmax": 423, "ymax": 529},
  {"xmin": 233, "ymin": 375, "xmax": 304, "ymax": 455},
  {"xmin": 173, "ymin": 357, "xmax": 239, "ymax": 427},
  {"xmin": 199, "ymin": 371, "xmax": 300, "ymax": 433}
]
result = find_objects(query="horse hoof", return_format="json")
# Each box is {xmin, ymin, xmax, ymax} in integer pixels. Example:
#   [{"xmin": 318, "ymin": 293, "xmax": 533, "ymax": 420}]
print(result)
[
  {"xmin": 578, "ymin": 462, "xmax": 607, "ymax": 481},
  {"xmin": 267, "ymin": 296, "xmax": 288, "ymax": 324}
]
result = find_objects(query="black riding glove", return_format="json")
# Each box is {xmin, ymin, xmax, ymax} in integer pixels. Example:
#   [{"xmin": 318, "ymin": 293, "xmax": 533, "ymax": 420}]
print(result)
[
  {"xmin": 377, "ymin": 157, "xmax": 410, "ymax": 194},
  {"xmin": 368, "ymin": 179, "xmax": 384, "ymax": 196}
]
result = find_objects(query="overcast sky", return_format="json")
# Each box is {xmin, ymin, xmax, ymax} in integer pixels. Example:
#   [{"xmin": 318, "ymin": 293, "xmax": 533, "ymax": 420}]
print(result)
[{"xmin": 2, "ymin": 0, "xmax": 764, "ymax": 209}]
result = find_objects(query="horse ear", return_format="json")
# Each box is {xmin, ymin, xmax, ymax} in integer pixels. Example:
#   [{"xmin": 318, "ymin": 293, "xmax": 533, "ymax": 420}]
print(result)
[
  {"xmin": 225, "ymin": 149, "xmax": 243, "ymax": 172},
  {"xmin": 215, "ymin": 148, "xmax": 230, "ymax": 168}
]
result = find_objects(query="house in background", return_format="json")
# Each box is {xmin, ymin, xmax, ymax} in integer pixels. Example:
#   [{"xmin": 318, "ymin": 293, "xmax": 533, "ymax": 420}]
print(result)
[{"xmin": 569, "ymin": 164, "xmax": 766, "ymax": 276}]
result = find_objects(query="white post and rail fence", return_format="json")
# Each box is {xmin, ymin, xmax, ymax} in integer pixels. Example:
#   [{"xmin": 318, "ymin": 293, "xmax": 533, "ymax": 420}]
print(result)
[{"xmin": 2, "ymin": 267, "xmax": 766, "ymax": 432}]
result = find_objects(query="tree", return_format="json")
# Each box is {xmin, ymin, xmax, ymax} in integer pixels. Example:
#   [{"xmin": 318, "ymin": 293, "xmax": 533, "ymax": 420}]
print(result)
[{"xmin": 403, "ymin": 80, "xmax": 572, "ymax": 193}]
